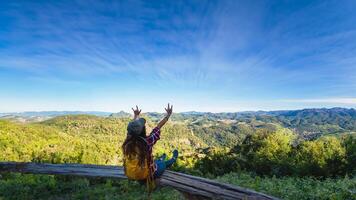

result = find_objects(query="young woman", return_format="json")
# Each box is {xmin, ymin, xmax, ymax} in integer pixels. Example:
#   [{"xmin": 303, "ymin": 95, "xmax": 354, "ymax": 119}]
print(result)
[{"xmin": 122, "ymin": 104, "xmax": 178, "ymax": 187}]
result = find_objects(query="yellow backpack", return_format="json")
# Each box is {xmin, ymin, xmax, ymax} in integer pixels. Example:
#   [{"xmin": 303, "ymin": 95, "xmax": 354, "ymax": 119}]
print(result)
[{"xmin": 124, "ymin": 147, "xmax": 149, "ymax": 180}]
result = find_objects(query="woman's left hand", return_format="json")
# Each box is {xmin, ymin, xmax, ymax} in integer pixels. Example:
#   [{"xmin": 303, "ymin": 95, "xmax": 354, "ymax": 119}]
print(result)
[{"xmin": 132, "ymin": 105, "xmax": 141, "ymax": 119}]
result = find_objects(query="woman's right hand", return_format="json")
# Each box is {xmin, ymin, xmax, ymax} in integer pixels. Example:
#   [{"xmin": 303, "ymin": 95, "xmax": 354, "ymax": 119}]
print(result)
[{"xmin": 157, "ymin": 103, "xmax": 173, "ymax": 129}]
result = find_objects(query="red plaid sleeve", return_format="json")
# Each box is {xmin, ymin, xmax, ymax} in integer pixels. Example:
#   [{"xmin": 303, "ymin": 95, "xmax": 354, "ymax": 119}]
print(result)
[{"xmin": 145, "ymin": 127, "xmax": 160, "ymax": 147}]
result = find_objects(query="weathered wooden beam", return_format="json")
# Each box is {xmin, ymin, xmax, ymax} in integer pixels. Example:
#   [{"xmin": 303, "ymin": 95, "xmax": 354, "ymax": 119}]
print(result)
[{"xmin": 0, "ymin": 162, "xmax": 279, "ymax": 200}]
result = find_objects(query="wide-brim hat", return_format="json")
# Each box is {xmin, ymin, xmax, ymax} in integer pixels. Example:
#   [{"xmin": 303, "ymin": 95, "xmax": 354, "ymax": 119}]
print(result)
[{"xmin": 127, "ymin": 118, "xmax": 146, "ymax": 136}]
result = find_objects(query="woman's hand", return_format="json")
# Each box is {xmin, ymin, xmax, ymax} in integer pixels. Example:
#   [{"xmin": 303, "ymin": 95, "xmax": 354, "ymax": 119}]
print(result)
[
  {"xmin": 157, "ymin": 103, "xmax": 173, "ymax": 129},
  {"xmin": 165, "ymin": 103, "xmax": 173, "ymax": 117},
  {"xmin": 132, "ymin": 105, "xmax": 141, "ymax": 120}
]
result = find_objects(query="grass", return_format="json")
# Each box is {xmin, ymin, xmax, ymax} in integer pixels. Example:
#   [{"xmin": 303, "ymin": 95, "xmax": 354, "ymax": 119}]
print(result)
[{"xmin": 216, "ymin": 172, "xmax": 356, "ymax": 200}]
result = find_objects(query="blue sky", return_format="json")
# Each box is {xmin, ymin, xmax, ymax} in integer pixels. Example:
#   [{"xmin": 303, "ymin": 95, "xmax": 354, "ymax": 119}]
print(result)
[{"xmin": 0, "ymin": 0, "xmax": 355, "ymax": 112}]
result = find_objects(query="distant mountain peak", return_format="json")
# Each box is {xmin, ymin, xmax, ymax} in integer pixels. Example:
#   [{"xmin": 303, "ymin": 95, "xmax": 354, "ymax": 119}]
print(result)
[{"xmin": 109, "ymin": 111, "xmax": 131, "ymax": 118}]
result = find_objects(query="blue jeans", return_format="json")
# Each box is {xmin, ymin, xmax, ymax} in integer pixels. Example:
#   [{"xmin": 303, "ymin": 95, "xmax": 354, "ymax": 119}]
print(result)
[{"xmin": 153, "ymin": 155, "xmax": 177, "ymax": 178}]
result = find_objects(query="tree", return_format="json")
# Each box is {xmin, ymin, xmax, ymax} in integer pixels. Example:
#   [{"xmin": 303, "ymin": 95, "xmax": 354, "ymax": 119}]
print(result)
[{"xmin": 295, "ymin": 136, "xmax": 346, "ymax": 177}]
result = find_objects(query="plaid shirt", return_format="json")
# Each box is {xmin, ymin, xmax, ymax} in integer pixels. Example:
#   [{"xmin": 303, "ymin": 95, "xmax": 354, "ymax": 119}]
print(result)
[{"xmin": 145, "ymin": 127, "xmax": 161, "ymax": 173}]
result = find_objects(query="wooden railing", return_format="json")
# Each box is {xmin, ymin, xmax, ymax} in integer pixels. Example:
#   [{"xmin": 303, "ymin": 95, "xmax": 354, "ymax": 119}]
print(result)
[{"xmin": 0, "ymin": 162, "xmax": 279, "ymax": 200}]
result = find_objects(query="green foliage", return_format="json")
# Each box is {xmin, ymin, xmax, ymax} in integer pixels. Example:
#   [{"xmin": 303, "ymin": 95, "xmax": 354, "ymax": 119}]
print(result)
[
  {"xmin": 0, "ymin": 112, "xmax": 355, "ymax": 199},
  {"xmin": 295, "ymin": 136, "xmax": 347, "ymax": 177},
  {"xmin": 190, "ymin": 122, "xmax": 251, "ymax": 148},
  {"xmin": 0, "ymin": 173, "xmax": 182, "ymax": 200},
  {"xmin": 0, "ymin": 118, "xmax": 123, "ymax": 165},
  {"xmin": 248, "ymin": 128, "xmax": 296, "ymax": 175},
  {"xmin": 217, "ymin": 172, "xmax": 356, "ymax": 200},
  {"xmin": 194, "ymin": 148, "xmax": 241, "ymax": 177},
  {"xmin": 342, "ymin": 134, "xmax": 356, "ymax": 175},
  {"xmin": 198, "ymin": 127, "xmax": 354, "ymax": 177}
]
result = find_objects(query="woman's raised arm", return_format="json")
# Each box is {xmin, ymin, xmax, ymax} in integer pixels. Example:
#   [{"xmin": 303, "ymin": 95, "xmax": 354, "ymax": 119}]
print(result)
[{"xmin": 157, "ymin": 103, "xmax": 173, "ymax": 129}]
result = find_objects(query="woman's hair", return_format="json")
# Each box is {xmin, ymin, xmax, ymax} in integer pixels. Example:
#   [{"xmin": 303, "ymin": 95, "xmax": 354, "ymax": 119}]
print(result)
[{"xmin": 122, "ymin": 127, "xmax": 148, "ymax": 167}]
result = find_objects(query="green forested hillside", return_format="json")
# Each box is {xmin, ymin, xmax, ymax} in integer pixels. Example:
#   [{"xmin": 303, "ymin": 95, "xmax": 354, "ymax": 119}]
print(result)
[
  {"xmin": 0, "ymin": 110, "xmax": 355, "ymax": 199},
  {"xmin": 179, "ymin": 108, "xmax": 356, "ymax": 139},
  {"xmin": 1, "ymin": 115, "xmax": 207, "ymax": 167}
]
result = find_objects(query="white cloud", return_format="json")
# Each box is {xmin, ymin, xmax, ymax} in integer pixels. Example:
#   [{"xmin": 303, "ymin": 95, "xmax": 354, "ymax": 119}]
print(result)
[
  {"xmin": 1, "ymin": 1, "xmax": 356, "ymax": 113},
  {"xmin": 280, "ymin": 98, "xmax": 356, "ymax": 105}
]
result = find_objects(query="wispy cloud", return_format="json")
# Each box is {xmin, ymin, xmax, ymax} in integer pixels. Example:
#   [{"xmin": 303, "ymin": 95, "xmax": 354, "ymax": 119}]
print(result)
[
  {"xmin": 0, "ymin": 0, "xmax": 355, "ymax": 111},
  {"xmin": 280, "ymin": 98, "xmax": 356, "ymax": 105}
]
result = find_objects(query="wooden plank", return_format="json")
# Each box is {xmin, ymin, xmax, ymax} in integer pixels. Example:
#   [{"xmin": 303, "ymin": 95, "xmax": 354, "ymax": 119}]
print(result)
[
  {"xmin": 161, "ymin": 174, "xmax": 245, "ymax": 199},
  {"xmin": 163, "ymin": 171, "xmax": 276, "ymax": 199},
  {"xmin": 0, "ymin": 162, "xmax": 279, "ymax": 200}
]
